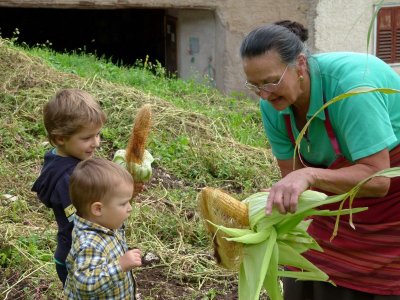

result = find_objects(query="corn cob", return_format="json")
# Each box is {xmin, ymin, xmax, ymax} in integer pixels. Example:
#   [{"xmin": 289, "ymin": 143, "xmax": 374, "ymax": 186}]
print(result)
[
  {"xmin": 126, "ymin": 104, "xmax": 152, "ymax": 166},
  {"xmin": 198, "ymin": 187, "xmax": 249, "ymax": 270},
  {"xmin": 113, "ymin": 104, "xmax": 154, "ymax": 195}
]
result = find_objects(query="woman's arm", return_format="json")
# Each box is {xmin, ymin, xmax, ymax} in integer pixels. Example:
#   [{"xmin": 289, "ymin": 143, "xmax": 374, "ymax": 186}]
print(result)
[
  {"xmin": 266, "ymin": 149, "xmax": 391, "ymax": 214},
  {"xmin": 310, "ymin": 148, "xmax": 390, "ymax": 196},
  {"xmin": 276, "ymin": 155, "xmax": 305, "ymax": 177}
]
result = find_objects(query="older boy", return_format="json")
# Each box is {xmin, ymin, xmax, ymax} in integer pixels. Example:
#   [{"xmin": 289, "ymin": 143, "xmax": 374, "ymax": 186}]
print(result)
[
  {"xmin": 32, "ymin": 89, "xmax": 106, "ymax": 285},
  {"xmin": 64, "ymin": 158, "xmax": 141, "ymax": 299}
]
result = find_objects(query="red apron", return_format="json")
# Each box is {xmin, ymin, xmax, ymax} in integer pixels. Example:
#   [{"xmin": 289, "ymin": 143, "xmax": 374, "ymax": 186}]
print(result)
[{"xmin": 284, "ymin": 109, "xmax": 400, "ymax": 295}]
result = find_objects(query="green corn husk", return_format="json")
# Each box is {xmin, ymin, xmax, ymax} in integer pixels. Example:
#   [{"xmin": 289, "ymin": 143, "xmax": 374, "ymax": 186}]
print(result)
[
  {"xmin": 205, "ymin": 189, "xmax": 366, "ymax": 300},
  {"xmin": 113, "ymin": 149, "xmax": 154, "ymax": 182},
  {"xmin": 203, "ymin": 167, "xmax": 400, "ymax": 300}
]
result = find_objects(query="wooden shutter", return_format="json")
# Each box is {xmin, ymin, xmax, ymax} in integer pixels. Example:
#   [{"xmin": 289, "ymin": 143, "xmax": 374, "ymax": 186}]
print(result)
[
  {"xmin": 376, "ymin": 6, "xmax": 400, "ymax": 64},
  {"xmin": 396, "ymin": 7, "xmax": 400, "ymax": 62}
]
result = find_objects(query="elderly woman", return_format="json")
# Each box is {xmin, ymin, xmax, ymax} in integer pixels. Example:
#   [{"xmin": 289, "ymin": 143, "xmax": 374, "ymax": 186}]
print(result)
[{"xmin": 240, "ymin": 20, "xmax": 400, "ymax": 300}]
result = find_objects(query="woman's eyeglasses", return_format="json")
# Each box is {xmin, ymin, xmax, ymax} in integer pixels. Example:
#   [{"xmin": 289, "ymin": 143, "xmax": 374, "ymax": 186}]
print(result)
[{"xmin": 245, "ymin": 65, "xmax": 288, "ymax": 94}]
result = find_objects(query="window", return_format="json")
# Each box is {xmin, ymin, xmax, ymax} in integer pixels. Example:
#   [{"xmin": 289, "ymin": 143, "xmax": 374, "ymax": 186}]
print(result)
[{"xmin": 376, "ymin": 6, "xmax": 400, "ymax": 64}]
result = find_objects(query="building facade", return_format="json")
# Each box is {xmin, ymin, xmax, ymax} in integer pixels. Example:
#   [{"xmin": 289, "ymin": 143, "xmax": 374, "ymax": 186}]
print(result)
[{"xmin": 0, "ymin": 0, "xmax": 398, "ymax": 94}]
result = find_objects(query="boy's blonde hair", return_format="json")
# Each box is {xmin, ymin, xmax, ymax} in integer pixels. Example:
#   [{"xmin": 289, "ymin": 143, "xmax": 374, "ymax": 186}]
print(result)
[
  {"xmin": 70, "ymin": 158, "xmax": 133, "ymax": 217},
  {"xmin": 43, "ymin": 89, "xmax": 106, "ymax": 145}
]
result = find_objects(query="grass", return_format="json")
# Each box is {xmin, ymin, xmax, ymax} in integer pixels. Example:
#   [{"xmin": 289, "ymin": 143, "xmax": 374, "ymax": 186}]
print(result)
[
  {"xmin": 28, "ymin": 43, "xmax": 267, "ymax": 148},
  {"xmin": 0, "ymin": 37, "xmax": 279, "ymax": 299}
]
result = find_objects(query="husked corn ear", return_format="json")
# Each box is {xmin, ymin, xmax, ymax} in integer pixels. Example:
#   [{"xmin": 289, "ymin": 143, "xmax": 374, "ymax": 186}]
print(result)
[
  {"xmin": 113, "ymin": 104, "xmax": 154, "ymax": 184},
  {"xmin": 199, "ymin": 187, "xmax": 249, "ymax": 227},
  {"xmin": 198, "ymin": 187, "xmax": 249, "ymax": 270},
  {"xmin": 126, "ymin": 104, "xmax": 152, "ymax": 166}
]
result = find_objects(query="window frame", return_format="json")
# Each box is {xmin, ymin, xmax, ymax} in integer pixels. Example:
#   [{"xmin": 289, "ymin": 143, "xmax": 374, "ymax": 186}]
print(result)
[{"xmin": 374, "ymin": 4, "xmax": 400, "ymax": 65}]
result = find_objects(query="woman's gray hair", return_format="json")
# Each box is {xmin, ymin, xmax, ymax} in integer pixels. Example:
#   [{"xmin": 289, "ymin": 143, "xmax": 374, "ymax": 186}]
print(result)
[{"xmin": 240, "ymin": 21, "xmax": 310, "ymax": 65}]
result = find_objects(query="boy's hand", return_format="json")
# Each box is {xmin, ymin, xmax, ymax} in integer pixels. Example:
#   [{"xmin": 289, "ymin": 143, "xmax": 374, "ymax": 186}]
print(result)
[{"xmin": 119, "ymin": 249, "xmax": 142, "ymax": 271}]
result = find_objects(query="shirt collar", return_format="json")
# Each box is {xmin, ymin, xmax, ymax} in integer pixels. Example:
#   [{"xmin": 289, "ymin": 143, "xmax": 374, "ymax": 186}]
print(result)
[{"xmin": 74, "ymin": 214, "xmax": 115, "ymax": 235}]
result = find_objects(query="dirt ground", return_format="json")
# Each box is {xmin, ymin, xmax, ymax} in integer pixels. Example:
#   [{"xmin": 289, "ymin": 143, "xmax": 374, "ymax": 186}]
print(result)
[
  {"xmin": 136, "ymin": 167, "xmax": 239, "ymax": 299},
  {"xmin": 0, "ymin": 268, "xmax": 238, "ymax": 300},
  {"xmin": 136, "ymin": 267, "xmax": 238, "ymax": 299}
]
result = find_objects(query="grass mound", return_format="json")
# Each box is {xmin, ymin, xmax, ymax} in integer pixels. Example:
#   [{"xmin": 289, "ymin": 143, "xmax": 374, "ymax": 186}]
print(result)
[{"xmin": 0, "ymin": 38, "xmax": 278, "ymax": 299}]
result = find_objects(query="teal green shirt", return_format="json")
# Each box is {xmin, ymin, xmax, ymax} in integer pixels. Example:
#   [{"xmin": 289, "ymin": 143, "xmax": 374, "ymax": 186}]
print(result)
[{"xmin": 261, "ymin": 52, "xmax": 400, "ymax": 167}]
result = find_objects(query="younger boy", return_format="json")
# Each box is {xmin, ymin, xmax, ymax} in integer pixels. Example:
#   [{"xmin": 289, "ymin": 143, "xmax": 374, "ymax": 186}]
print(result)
[
  {"xmin": 32, "ymin": 89, "xmax": 106, "ymax": 285},
  {"xmin": 64, "ymin": 158, "xmax": 141, "ymax": 299}
]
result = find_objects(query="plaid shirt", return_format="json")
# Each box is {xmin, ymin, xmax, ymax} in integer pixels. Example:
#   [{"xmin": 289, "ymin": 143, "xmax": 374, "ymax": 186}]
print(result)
[{"xmin": 64, "ymin": 215, "xmax": 136, "ymax": 299}]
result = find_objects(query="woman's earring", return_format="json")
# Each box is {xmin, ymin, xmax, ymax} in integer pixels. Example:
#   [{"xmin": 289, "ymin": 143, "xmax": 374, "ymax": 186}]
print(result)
[{"xmin": 298, "ymin": 75, "xmax": 304, "ymax": 81}]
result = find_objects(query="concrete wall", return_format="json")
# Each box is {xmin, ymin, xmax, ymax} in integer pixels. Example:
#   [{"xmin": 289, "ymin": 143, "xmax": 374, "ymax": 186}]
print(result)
[
  {"xmin": 213, "ymin": 0, "xmax": 315, "ymax": 94},
  {"xmin": 315, "ymin": 0, "xmax": 400, "ymax": 73},
  {"xmin": 169, "ymin": 9, "xmax": 217, "ymax": 87}
]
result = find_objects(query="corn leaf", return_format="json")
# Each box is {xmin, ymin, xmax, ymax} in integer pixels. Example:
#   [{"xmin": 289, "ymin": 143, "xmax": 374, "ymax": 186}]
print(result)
[
  {"xmin": 293, "ymin": 87, "xmax": 400, "ymax": 168},
  {"xmin": 206, "ymin": 221, "xmax": 254, "ymax": 237},
  {"xmin": 331, "ymin": 167, "xmax": 400, "ymax": 239},
  {"xmin": 366, "ymin": 0, "xmax": 384, "ymax": 54},
  {"xmin": 239, "ymin": 228, "xmax": 277, "ymax": 300},
  {"xmin": 278, "ymin": 270, "xmax": 332, "ymax": 283},
  {"xmin": 263, "ymin": 243, "xmax": 281, "ymax": 300},
  {"xmin": 226, "ymin": 228, "xmax": 271, "ymax": 244},
  {"xmin": 277, "ymin": 242, "xmax": 325, "ymax": 277}
]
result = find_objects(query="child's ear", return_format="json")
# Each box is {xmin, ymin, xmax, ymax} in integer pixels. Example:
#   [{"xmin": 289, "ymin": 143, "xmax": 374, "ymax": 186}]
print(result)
[
  {"xmin": 53, "ymin": 135, "xmax": 66, "ymax": 146},
  {"xmin": 90, "ymin": 202, "xmax": 103, "ymax": 217}
]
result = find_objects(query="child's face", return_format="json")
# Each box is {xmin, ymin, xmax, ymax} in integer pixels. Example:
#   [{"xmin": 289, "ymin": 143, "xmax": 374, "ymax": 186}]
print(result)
[
  {"xmin": 56, "ymin": 124, "xmax": 102, "ymax": 160},
  {"xmin": 98, "ymin": 180, "xmax": 133, "ymax": 230}
]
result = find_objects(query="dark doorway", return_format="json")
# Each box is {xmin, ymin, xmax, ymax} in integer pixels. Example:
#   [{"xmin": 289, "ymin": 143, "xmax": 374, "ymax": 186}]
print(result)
[
  {"xmin": 165, "ymin": 15, "xmax": 178, "ymax": 75},
  {"xmin": 0, "ymin": 7, "xmax": 177, "ymax": 72}
]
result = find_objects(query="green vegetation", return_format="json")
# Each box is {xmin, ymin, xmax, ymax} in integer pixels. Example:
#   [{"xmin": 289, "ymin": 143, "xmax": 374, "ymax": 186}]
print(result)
[
  {"xmin": 29, "ymin": 44, "xmax": 268, "ymax": 148},
  {"xmin": 0, "ymin": 37, "xmax": 279, "ymax": 299}
]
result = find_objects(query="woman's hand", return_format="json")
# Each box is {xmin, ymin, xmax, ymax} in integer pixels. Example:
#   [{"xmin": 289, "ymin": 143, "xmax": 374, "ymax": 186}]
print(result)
[
  {"xmin": 266, "ymin": 149, "xmax": 391, "ymax": 215},
  {"xmin": 265, "ymin": 168, "xmax": 315, "ymax": 215}
]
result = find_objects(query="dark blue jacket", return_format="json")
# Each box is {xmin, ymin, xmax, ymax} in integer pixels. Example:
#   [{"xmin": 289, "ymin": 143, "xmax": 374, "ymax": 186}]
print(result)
[{"xmin": 32, "ymin": 150, "xmax": 80, "ymax": 264}]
